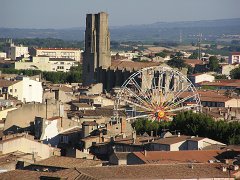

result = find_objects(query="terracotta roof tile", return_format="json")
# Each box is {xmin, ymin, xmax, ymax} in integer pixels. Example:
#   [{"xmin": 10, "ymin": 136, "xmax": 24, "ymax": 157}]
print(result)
[
  {"xmin": 110, "ymin": 60, "xmax": 161, "ymax": 71},
  {"xmin": 35, "ymin": 156, "xmax": 102, "ymax": 168},
  {"xmin": 133, "ymin": 150, "xmax": 228, "ymax": 164},
  {"xmin": 77, "ymin": 163, "xmax": 234, "ymax": 179}
]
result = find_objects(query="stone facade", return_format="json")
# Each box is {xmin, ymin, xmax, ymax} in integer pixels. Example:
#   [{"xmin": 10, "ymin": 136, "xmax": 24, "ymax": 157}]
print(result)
[{"xmin": 83, "ymin": 12, "xmax": 111, "ymax": 86}]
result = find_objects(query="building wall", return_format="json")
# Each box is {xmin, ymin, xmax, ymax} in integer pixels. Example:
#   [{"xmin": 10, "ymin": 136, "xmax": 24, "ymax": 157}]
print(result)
[
  {"xmin": 169, "ymin": 141, "xmax": 188, "ymax": 151},
  {"xmin": 0, "ymin": 52, "xmax": 7, "ymax": 58},
  {"xmin": 187, "ymin": 140, "xmax": 199, "ymax": 150},
  {"xmin": 150, "ymin": 143, "xmax": 170, "ymax": 151},
  {"xmin": 40, "ymin": 119, "xmax": 59, "ymax": 141},
  {"xmin": 229, "ymin": 54, "xmax": 240, "ymax": 64},
  {"xmin": 4, "ymin": 102, "xmax": 61, "ymax": 132},
  {"xmin": 225, "ymin": 99, "xmax": 240, "ymax": 108},
  {"xmin": 43, "ymin": 89, "xmax": 76, "ymax": 103},
  {"xmin": 0, "ymin": 137, "xmax": 58, "ymax": 159},
  {"xmin": 35, "ymin": 49, "xmax": 81, "ymax": 61},
  {"xmin": 15, "ymin": 56, "xmax": 78, "ymax": 72},
  {"xmin": 197, "ymin": 138, "xmax": 225, "ymax": 149},
  {"xmin": 221, "ymin": 64, "xmax": 238, "ymax": 75},
  {"xmin": 127, "ymin": 153, "xmax": 145, "ymax": 165},
  {"xmin": 83, "ymin": 12, "xmax": 111, "ymax": 86},
  {"xmin": 190, "ymin": 74, "xmax": 215, "ymax": 84},
  {"xmin": 7, "ymin": 45, "xmax": 28, "ymax": 60},
  {"xmin": 0, "ymin": 107, "xmax": 17, "ymax": 121}
]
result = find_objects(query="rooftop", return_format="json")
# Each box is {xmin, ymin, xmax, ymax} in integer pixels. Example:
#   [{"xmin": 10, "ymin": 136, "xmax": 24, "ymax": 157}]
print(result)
[
  {"xmin": 110, "ymin": 60, "xmax": 161, "ymax": 71},
  {"xmin": 133, "ymin": 150, "xmax": 235, "ymax": 164},
  {"xmin": 179, "ymin": 90, "xmax": 234, "ymax": 103},
  {"xmin": 0, "ymin": 80, "xmax": 19, "ymax": 87},
  {"xmin": 0, "ymin": 168, "xmax": 93, "ymax": 180},
  {"xmin": 35, "ymin": 47, "xmax": 80, "ymax": 51},
  {"xmin": 34, "ymin": 156, "xmax": 102, "ymax": 168},
  {"xmin": 77, "ymin": 163, "xmax": 234, "ymax": 179}
]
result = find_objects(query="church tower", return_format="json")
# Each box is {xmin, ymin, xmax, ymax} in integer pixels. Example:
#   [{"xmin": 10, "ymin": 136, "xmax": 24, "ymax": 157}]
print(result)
[{"xmin": 83, "ymin": 12, "xmax": 111, "ymax": 86}]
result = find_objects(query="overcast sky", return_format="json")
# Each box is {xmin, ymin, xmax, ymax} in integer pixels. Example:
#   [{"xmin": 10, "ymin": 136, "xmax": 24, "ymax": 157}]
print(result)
[{"xmin": 1, "ymin": 0, "xmax": 240, "ymax": 29}]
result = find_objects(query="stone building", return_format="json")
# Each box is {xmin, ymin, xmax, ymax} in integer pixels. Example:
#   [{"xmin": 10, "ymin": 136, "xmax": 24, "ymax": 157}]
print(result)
[
  {"xmin": 82, "ymin": 12, "xmax": 163, "ymax": 91},
  {"xmin": 83, "ymin": 12, "xmax": 111, "ymax": 86}
]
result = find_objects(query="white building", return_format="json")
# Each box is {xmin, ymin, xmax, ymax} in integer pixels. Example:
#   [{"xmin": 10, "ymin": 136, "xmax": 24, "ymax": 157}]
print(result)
[
  {"xmin": 8, "ymin": 77, "xmax": 43, "ymax": 103},
  {"xmin": 0, "ymin": 133, "xmax": 60, "ymax": 160},
  {"xmin": 188, "ymin": 73, "xmax": 215, "ymax": 85},
  {"xmin": 15, "ymin": 56, "xmax": 78, "ymax": 72},
  {"xmin": 6, "ymin": 43, "xmax": 29, "ymax": 60},
  {"xmin": 220, "ymin": 64, "xmax": 239, "ymax": 75},
  {"xmin": 34, "ymin": 48, "xmax": 81, "ymax": 62},
  {"xmin": 0, "ymin": 52, "xmax": 7, "ymax": 59},
  {"xmin": 229, "ymin": 52, "xmax": 240, "ymax": 64}
]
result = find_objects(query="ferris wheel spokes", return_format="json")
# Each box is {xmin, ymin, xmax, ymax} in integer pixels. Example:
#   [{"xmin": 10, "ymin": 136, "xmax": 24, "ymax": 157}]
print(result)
[{"xmin": 116, "ymin": 66, "xmax": 201, "ymax": 122}]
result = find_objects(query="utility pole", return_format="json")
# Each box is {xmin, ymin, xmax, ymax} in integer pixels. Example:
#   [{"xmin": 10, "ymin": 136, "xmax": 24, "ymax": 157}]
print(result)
[{"xmin": 198, "ymin": 33, "xmax": 202, "ymax": 60}]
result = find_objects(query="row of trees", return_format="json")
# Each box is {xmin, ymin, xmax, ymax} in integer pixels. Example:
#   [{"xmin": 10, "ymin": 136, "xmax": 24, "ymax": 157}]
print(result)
[
  {"xmin": 0, "ymin": 65, "xmax": 82, "ymax": 84},
  {"xmin": 132, "ymin": 111, "xmax": 240, "ymax": 145}
]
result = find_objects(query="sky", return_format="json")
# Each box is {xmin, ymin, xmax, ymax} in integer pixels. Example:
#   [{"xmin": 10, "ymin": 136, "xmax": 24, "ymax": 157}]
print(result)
[{"xmin": 0, "ymin": 0, "xmax": 240, "ymax": 29}]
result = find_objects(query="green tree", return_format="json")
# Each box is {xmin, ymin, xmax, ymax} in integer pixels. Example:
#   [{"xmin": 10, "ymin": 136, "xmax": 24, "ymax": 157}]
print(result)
[
  {"xmin": 167, "ymin": 58, "xmax": 187, "ymax": 69},
  {"xmin": 230, "ymin": 67, "xmax": 240, "ymax": 79},
  {"xmin": 215, "ymin": 74, "xmax": 227, "ymax": 79},
  {"xmin": 155, "ymin": 51, "xmax": 167, "ymax": 58},
  {"xmin": 208, "ymin": 56, "xmax": 219, "ymax": 71},
  {"xmin": 188, "ymin": 51, "xmax": 198, "ymax": 59}
]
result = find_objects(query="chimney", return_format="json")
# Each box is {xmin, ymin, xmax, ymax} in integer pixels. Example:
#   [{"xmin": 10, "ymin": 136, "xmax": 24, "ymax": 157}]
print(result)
[
  {"xmin": 144, "ymin": 150, "xmax": 147, "ymax": 157},
  {"xmin": 151, "ymin": 131, "xmax": 154, "ymax": 137},
  {"xmin": 132, "ymin": 130, "xmax": 136, "ymax": 139},
  {"xmin": 177, "ymin": 132, "xmax": 181, "ymax": 137},
  {"xmin": 121, "ymin": 118, "xmax": 126, "ymax": 133},
  {"xmin": 234, "ymin": 165, "xmax": 239, "ymax": 171},
  {"xmin": 222, "ymin": 166, "xmax": 227, "ymax": 172},
  {"xmin": 99, "ymin": 132, "xmax": 103, "ymax": 143}
]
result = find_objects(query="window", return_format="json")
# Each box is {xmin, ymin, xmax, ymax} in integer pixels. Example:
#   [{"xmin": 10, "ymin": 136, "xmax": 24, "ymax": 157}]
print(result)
[
  {"xmin": 10, "ymin": 89, "xmax": 12, "ymax": 93},
  {"xmin": 15, "ymin": 89, "xmax": 17, "ymax": 93}
]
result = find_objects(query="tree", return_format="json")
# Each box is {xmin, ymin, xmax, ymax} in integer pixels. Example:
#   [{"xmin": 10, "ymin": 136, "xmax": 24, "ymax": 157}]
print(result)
[
  {"xmin": 215, "ymin": 74, "xmax": 227, "ymax": 79},
  {"xmin": 155, "ymin": 51, "xmax": 167, "ymax": 58},
  {"xmin": 167, "ymin": 58, "xmax": 186, "ymax": 69},
  {"xmin": 208, "ymin": 56, "xmax": 219, "ymax": 71},
  {"xmin": 131, "ymin": 111, "xmax": 240, "ymax": 145},
  {"xmin": 188, "ymin": 51, "xmax": 198, "ymax": 59},
  {"xmin": 230, "ymin": 67, "xmax": 240, "ymax": 79}
]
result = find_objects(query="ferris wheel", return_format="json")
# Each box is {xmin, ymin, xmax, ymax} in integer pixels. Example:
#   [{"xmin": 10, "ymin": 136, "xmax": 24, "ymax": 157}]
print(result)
[{"xmin": 115, "ymin": 66, "xmax": 201, "ymax": 122}]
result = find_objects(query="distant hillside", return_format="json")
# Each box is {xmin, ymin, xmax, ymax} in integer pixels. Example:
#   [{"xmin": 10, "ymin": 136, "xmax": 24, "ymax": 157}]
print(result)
[{"xmin": 0, "ymin": 18, "xmax": 240, "ymax": 42}]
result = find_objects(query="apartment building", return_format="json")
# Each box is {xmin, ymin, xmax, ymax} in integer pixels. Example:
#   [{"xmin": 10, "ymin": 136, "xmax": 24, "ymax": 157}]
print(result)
[
  {"xmin": 33, "ymin": 48, "xmax": 81, "ymax": 62},
  {"xmin": 6, "ymin": 43, "xmax": 29, "ymax": 60},
  {"xmin": 229, "ymin": 52, "xmax": 240, "ymax": 64},
  {"xmin": 15, "ymin": 56, "xmax": 78, "ymax": 72}
]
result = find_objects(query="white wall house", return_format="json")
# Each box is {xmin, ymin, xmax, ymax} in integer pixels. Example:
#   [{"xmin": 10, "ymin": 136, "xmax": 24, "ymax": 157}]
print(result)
[
  {"xmin": 0, "ymin": 52, "xmax": 7, "ymax": 59},
  {"xmin": 220, "ymin": 64, "xmax": 239, "ymax": 75},
  {"xmin": 229, "ymin": 52, "xmax": 240, "ymax": 64},
  {"xmin": 15, "ymin": 56, "xmax": 78, "ymax": 72},
  {"xmin": 189, "ymin": 73, "xmax": 215, "ymax": 85},
  {"xmin": 8, "ymin": 77, "xmax": 43, "ymax": 103},
  {"xmin": 6, "ymin": 43, "xmax": 29, "ymax": 60},
  {"xmin": 34, "ymin": 48, "xmax": 81, "ymax": 62}
]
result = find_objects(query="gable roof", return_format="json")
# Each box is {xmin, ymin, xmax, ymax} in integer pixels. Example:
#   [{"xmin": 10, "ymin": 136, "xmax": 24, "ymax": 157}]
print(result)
[
  {"xmin": 77, "ymin": 163, "xmax": 234, "ymax": 179},
  {"xmin": 133, "ymin": 150, "xmax": 227, "ymax": 164},
  {"xmin": 35, "ymin": 156, "xmax": 102, "ymax": 168}
]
